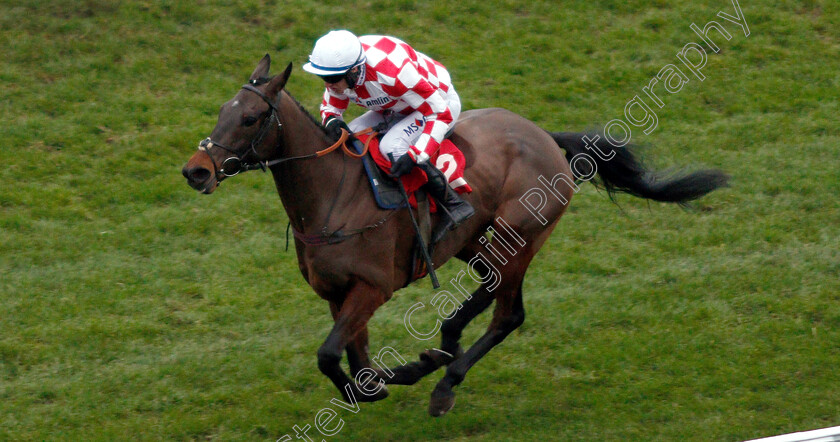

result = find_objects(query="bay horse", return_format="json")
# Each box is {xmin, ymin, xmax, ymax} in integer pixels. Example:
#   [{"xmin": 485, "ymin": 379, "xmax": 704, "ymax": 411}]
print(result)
[{"xmin": 181, "ymin": 55, "xmax": 728, "ymax": 416}]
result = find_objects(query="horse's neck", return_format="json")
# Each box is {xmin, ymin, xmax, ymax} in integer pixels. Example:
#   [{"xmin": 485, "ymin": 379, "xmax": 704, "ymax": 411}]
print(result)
[{"xmin": 271, "ymin": 91, "xmax": 365, "ymax": 234}]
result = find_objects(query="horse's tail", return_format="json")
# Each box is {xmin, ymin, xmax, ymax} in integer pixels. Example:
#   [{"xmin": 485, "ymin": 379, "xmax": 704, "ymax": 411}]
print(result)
[{"xmin": 547, "ymin": 131, "xmax": 729, "ymax": 204}]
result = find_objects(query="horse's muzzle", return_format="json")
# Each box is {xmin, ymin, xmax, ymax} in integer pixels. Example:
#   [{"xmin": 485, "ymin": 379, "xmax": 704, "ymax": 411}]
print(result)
[{"xmin": 182, "ymin": 164, "xmax": 217, "ymax": 194}]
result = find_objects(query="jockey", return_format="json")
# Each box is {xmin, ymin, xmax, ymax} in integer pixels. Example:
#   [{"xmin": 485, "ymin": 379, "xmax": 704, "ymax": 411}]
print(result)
[{"xmin": 303, "ymin": 30, "xmax": 474, "ymax": 242}]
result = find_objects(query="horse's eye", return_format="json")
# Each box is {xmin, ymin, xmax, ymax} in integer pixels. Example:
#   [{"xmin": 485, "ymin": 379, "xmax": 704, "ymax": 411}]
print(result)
[{"xmin": 243, "ymin": 116, "xmax": 258, "ymax": 127}]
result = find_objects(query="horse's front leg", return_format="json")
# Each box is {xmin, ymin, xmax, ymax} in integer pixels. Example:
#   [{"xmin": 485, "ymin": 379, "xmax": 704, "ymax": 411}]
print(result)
[
  {"xmin": 329, "ymin": 301, "xmax": 376, "ymax": 379},
  {"xmin": 318, "ymin": 282, "xmax": 389, "ymax": 403}
]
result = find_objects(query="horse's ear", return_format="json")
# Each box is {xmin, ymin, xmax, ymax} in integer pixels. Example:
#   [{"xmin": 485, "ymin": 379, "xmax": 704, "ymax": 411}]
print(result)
[
  {"xmin": 268, "ymin": 62, "xmax": 293, "ymax": 93},
  {"xmin": 250, "ymin": 54, "xmax": 271, "ymax": 82}
]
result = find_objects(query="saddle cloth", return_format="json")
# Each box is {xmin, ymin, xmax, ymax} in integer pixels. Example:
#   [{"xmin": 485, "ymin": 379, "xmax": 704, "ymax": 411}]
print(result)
[{"xmin": 354, "ymin": 133, "xmax": 472, "ymax": 210}]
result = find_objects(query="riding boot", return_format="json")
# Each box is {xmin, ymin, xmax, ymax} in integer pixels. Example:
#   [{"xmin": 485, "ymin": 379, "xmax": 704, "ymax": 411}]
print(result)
[{"xmin": 418, "ymin": 161, "xmax": 475, "ymax": 244}]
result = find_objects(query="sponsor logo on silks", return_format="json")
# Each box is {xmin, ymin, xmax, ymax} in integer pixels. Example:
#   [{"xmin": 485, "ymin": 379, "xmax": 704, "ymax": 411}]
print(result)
[
  {"xmin": 403, "ymin": 116, "xmax": 427, "ymax": 137},
  {"xmin": 364, "ymin": 96, "xmax": 392, "ymax": 107}
]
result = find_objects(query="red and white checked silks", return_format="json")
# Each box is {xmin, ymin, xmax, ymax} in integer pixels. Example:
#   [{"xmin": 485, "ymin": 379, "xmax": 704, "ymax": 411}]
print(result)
[{"xmin": 319, "ymin": 35, "xmax": 455, "ymax": 162}]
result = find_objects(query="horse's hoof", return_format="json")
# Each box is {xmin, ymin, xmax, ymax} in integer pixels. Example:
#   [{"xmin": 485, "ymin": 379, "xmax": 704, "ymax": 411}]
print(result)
[
  {"xmin": 428, "ymin": 388, "xmax": 456, "ymax": 417},
  {"xmin": 356, "ymin": 380, "xmax": 389, "ymax": 402},
  {"xmin": 370, "ymin": 382, "xmax": 390, "ymax": 401}
]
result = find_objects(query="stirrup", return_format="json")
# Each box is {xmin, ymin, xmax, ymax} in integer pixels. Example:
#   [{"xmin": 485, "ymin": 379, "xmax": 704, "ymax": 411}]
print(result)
[{"xmin": 431, "ymin": 202, "xmax": 473, "ymax": 244}]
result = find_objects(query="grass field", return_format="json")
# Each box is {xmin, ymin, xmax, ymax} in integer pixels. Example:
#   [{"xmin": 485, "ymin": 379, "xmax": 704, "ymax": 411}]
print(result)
[{"xmin": 2, "ymin": 0, "xmax": 839, "ymax": 440}]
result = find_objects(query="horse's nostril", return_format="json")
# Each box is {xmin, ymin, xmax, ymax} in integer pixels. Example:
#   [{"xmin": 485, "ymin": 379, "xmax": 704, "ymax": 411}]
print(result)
[{"xmin": 184, "ymin": 166, "xmax": 211, "ymax": 183}]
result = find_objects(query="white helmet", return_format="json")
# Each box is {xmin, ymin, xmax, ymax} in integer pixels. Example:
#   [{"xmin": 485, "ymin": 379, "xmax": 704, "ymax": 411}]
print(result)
[{"xmin": 303, "ymin": 30, "xmax": 366, "ymax": 76}]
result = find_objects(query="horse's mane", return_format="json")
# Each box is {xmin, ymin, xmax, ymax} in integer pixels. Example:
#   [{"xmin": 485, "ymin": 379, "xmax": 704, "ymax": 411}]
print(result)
[
  {"xmin": 288, "ymin": 92, "xmax": 330, "ymax": 136},
  {"xmin": 252, "ymin": 75, "xmax": 330, "ymax": 137}
]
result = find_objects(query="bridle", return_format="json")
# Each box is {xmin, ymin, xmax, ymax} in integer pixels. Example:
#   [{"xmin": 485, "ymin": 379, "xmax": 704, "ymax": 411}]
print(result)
[
  {"xmin": 194, "ymin": 79, "xmax": 384, "ymax": 246},
  {"xmin": 197, "ymin": 81, "xmax": 373, "ymax": 182},
  {"xmin": 197, "ymin": 82, "xmax": 285, "ymax": 181}
]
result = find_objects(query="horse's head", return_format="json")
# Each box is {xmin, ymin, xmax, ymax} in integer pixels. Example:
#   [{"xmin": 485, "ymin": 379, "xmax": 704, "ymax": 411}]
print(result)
[{"xmin": 182, "ymin": 55, "xmax": 292, "ymax": 194}]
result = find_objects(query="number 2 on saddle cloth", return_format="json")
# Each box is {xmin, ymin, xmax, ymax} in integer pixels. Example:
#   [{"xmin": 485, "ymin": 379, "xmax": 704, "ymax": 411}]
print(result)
[{"xmin": 354, "ymin": 132, "xmax": 472, "ymax": 211}]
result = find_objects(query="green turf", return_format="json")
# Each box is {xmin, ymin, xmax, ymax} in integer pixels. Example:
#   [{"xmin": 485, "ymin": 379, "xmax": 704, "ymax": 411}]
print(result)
[{"xmin": 2, "ymin": 0, "xmax": 839, "ymax": 440}]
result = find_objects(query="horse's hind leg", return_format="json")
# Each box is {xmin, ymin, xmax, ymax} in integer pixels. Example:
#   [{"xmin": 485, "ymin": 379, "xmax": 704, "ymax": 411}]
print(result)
[
  {"xmin": 374, "ymin": 287, "xmax": 494, "ymax": 385},
  {"xmin": 428, "ymin": 225, "xmax": 558, "ymax": 417},
  {"xmin": 373, "ymin": 245, "xmax": 496, "ymax": 386},
  {"xmin": 438, "ymin": 286, "xmax": 495, "ymax": 362},
  {"xmin": 428, "ymin": 281, "xmax": 526, "ymax": 416}
]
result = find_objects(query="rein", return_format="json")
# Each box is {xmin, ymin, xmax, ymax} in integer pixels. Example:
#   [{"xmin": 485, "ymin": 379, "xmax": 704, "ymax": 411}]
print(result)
[
  {"xmin": 262, "ymin": 126, "xmax": 375, "ymax": 166},
  {"xmin": 286, "ymin": 127, "xmax": 387, "ymax": 247}
]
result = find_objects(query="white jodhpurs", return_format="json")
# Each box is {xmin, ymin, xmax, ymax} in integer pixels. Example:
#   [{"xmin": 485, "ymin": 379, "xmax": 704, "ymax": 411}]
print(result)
[{"xmin": 347, "ymin": 88, "xmax": 461, "ymax": 161}]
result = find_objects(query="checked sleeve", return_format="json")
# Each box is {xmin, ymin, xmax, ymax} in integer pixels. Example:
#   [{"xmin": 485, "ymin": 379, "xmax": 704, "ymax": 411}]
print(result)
[
  {"xmin": 385, "ymin": 60, "xmax": 453, "ymax": 163},
  {"xmin": 319, "ymin": 88, "xmax": 349, "ymax": 124}
]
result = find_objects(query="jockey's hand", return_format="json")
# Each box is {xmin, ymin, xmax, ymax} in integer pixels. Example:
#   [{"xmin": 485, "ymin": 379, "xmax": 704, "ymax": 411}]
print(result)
[
  {"xmin": 390, "ymin": 153, "xmax": 416, "ymax": 178},
  {"xmin": 324, "ymin": 116, "xmax": 350, "ymax": 141}
]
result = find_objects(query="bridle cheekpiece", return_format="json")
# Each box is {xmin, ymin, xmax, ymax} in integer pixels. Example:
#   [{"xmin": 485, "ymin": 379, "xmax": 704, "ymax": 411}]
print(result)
[{"xmin": 197, "ymin": 79, "xmax": 284, "ymax": 180}]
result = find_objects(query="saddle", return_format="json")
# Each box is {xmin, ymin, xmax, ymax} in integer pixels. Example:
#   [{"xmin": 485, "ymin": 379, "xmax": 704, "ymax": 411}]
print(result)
[
  {"xmin": 350, "ymin": 133, "xmax": 470, "ymax": 285},
  {"xmin": 352, "ymin": 136, "xmax": 406, "ymax": 210},
  {"xmin": 352, "ymin": 133, "xmax": 471, "ymax": 210}
]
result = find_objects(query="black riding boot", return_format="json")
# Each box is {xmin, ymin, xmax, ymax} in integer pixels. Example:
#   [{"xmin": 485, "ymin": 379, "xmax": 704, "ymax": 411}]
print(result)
[{"xmin": 418, "ymin": 162, "xmax": 475, "ymax": 244}]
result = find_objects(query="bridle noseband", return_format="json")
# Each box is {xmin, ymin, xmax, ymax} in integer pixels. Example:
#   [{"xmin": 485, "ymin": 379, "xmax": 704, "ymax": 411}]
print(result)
[{"xmin": 198, "ymin": 82, "xmax": 284, "ymax": 180}]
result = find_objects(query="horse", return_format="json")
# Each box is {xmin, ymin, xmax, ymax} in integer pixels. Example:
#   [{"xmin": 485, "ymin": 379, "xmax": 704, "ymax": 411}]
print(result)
[{"xmin": 181, "ymin": 55, "xmax": 729, "ymax": 416}]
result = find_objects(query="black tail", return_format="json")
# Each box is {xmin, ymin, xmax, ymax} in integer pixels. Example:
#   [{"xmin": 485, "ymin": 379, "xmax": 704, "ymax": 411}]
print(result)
[{"xmin": 548, "ymin": 131, "xmax": 729, "ymax": 204}]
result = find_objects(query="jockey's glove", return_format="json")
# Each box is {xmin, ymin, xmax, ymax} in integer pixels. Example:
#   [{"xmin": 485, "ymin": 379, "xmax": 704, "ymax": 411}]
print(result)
[
  {"xmin": 324, "ymin": 116, "xmax": 350, "ymax": 141},
  {"xmin": 390, "ymin": 153, "xmax": 416, "ymax": 178}
]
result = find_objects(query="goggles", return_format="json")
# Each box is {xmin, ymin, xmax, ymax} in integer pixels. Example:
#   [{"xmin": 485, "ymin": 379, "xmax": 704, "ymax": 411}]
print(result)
[{"xmin": 319, "ymin": 74, "xmax": 346, "ymax": 84}]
